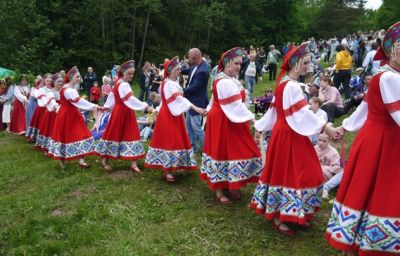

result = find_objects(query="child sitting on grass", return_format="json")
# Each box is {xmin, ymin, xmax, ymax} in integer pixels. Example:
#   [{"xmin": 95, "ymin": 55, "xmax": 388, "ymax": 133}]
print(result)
[{"xmin": 314, "ymin": 133, "xmax": 343, "ymax": 198}]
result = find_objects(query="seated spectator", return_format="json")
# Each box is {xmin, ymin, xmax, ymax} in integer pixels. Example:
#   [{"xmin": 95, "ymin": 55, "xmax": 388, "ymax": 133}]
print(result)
[
  {"xmin": 307, "ymin": 81, "xmax": 320, "ymax": 99},
  {"xmin": 344, "ymin": 73, "xmax": 371, "ymax": 114},
  {"xmin": 319, "ymin": 77, "xmax": 344, "ymax": 122},
  {"xmin": 349, "ymin": 67, "xmax": 364, "ymax": 89},
  {"xmin": 308, "ymin": 97, "xmax": 328, "ymax": 144},
  {"xmin": 314, "ymin": 133, "xmax": 343, "ymax": 199},
  {"xmin": 254, "ymin": 88, "xmax": 274, "ymax": 116}
]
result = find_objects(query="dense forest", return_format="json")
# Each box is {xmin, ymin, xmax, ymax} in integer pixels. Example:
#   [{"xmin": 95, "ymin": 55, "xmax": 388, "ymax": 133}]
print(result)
[{"xmin": 0, "ymin": 0, "xmax": 398, "ymax": 76}]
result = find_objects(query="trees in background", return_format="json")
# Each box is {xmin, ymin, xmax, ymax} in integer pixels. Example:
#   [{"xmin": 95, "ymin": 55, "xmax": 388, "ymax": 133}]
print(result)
[{"xmin": 0, "ymin": 0, "xmax": 394, "ymax": 76}]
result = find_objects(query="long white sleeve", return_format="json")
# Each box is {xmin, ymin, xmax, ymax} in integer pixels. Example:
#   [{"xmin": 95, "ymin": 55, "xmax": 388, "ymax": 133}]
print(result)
[
  {"xmin": 14, "ymin": 86, "xmax": 29, "ymax": 103},
  {"xmin": 45, "ymin": 91, "xmax": 59, "ymax": 112},
  {"xmin": 37, "ymin": 87, "xmax": 50, "ymax": 107},
  {"xmin": 64, "ymin": 87, "xmax": 97, "ymax": 110},
  {"xmin": 118, "ymin": 82, "xmax": 148, "ymax": 111},
  {"xmin": 342, "ymin": 100, "xmax": 368, "ymax": 131},
  {"xmin": 380, "ymin": 71, "xmax": 400, "ymax": 126},
  {"xmin": 254, "ymin": 97, "xmax": 277, "ymax": 132},
  {"xmin": 216, "ymin": 79, "xmax": 254, "ymax": 123},
  {"xmin": 283, "ymin": 81, "xmax": 326, "ymax": 136},
  {"xmin": 29, "ymin": 87, "xmax": 40, "ymax": 99},
  {"xmin": 164, "ymin": 80, "xmax": 192, "ymax": 116},
  {"xmin": 103, "ymin": 92, "xmax": 115, "ymax": 109}
]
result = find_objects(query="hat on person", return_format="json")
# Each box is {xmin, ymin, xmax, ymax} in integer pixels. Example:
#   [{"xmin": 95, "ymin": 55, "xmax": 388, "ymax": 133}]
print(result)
[
  {"xmin": 217, "ymin": 47, "xmax": 244, "ymax": 72},
  {"xmin": 65, "ymin": 66, "xmax": 79, "ymax": 83},
  {"xmin": 119, "ymin": 60, "xmax": 135, "ymax": 76},
  {"xmin": 52, "ymin": 73, "xmax": 63, "ymax": 85},
  {"xmin": 163, "ymin": 56, "xmax": 180, "ymax": 78},
  {"xmin": 374, "ymin": 21, "xmax": 400, "ymax": 65},
  {"xmin": 356, "ymin": 67, "xmax": 364, "ymax": 74},
  {"xmin": 276, "ymin": 42, "xmax": 310, "ymax": 85}
]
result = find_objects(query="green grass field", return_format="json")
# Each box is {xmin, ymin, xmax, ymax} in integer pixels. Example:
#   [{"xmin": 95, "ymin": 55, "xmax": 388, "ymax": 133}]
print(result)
[{"xmin": 0, "ymin": 72, "xmax": 354, "ymax": 255}]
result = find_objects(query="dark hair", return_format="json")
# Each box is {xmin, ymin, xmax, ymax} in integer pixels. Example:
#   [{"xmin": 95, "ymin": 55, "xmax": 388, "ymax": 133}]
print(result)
[
  {"xmin": 336, "ymin": 44, "xmax": 345, "ymax": 52},
  {"xmin": 363, "ymin": 73, "xmax": 373, "ymax": 79},
  {"xmin": 371, "ymin": 42, "xmax": 378, "ymax": 50}
]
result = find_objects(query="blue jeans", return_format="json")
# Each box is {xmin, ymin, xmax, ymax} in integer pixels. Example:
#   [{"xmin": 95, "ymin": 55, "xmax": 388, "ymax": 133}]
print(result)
[
  {"xmin": 324, "ymin": 171, "xmax": 343, "ymax": 191},
  {"xmin": 245, "ymin": 75, "xmax": 256, "ymax": 97},
  {"xmin": 186, "ymin": 113, "xmax": 204, "ymax": 152}
]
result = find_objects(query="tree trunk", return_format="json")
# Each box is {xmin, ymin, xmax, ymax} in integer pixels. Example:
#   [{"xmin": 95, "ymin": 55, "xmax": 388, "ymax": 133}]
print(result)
[
  {"xmin": 101, "ymin": 0, "xmax": 105, "ymax": 40},
  {"xmin": 138, "ymin": 7, "xmax": 150, "ymax": 70},
  {"xmin": 130, "ymin": 7, "xmax": 137, "ymax": 59}
]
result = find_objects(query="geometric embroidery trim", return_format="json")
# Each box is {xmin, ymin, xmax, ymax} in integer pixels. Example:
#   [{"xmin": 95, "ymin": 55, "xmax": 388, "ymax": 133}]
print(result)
[
  {"xmin": 95, "ymin": 139, "xmax": 145, "ymax": 158},
  {"xmin": 251, "ymin": 182, "xmax": 323, "ymax": 219},
  {"xmin": 327, "ymin": 201, "xmax": 400, "ymax": 254},
  {"xmin": 200, "ymin": 153, "xmax": 262, "ymax": 183},
  {"xmin": 145, "ymin": 147, "xmax": 197, "ymax": 169},
  {"xmin": 48, "ymin": 137, "xmax": 96, "ymax": 159}
]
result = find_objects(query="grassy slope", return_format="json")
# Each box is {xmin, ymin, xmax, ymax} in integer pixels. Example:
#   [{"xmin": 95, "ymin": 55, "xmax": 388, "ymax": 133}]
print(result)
[{"xmin": 0, "ymin": 72, "xmax": 353, "ymax": 256}]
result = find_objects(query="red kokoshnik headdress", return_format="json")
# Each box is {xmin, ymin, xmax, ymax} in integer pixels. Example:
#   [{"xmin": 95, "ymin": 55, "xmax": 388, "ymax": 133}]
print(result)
[
  {"xmin": 65, "ymin": 66, "xmax": 79, "ymax": 83},
  {"xmin": 163, "ymin": 56, "xmax": 180, "ymax": 78},
  {"xmin": 374, "ymin": 21, "xmax": 400, "ymax": 66},
  {"xmin": 217, "ymin": 47, "xmax": 244, "ymax": 72},
  {"xmin": 276, "ymin": 42, "xmax": 310, "ymax": 86}
]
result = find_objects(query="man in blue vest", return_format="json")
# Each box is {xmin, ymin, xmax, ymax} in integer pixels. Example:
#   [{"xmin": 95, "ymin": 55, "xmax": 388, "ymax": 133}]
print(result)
[{"xmin": 182, "ymin": 48, "xmax": 210, "ymax": 153}]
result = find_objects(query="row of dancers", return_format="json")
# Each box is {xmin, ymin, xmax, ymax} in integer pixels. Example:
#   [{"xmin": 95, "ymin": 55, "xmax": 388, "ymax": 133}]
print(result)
[{"xmin": 5, "ymin": 21, "xmax": 400, "ymax": 256}]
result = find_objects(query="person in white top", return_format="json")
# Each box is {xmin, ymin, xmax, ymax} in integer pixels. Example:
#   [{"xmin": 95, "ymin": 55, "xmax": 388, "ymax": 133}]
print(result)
[
  {"xmin": 145, "ymin": 57, "xmax": 205, "ymax": 183},
  {"xmin": 96, "ymin": 60, "xmax": 153, "ymax": 173},
  {"xmin": 47, "ymin": 66, "xmax": 100, "ymax": 169}
]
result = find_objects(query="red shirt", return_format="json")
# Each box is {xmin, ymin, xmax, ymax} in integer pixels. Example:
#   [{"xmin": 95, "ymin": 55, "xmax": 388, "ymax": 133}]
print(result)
[{"xmin": 90, "ymin": 86, "xmax": 101, "ymax": 101}]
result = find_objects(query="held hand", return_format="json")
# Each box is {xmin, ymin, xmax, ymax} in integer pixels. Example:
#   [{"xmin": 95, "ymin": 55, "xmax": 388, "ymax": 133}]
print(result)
[
  {"xmin": 324, "ymin": 125, "xmax": 343, "ymax": 140},
  {"xmin": 146, "ymin": 106, "xmax": 154, "ymax": 113}
]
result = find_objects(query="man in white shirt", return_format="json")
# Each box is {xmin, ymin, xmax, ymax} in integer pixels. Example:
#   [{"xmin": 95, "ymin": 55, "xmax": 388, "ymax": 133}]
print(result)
[
  {"xmin": 362, "ymin": 42, "xmax": 380, "ymax": 75},
  {"xmin": 242, "ymin": 54, "xmax": 258, "ymax": 98}
]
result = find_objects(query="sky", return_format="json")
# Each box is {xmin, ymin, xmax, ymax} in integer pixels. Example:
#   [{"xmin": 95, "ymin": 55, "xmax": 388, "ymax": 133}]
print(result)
[{"xmin": 364, "ymin": 0, "xmax": 383, "ymax": 10}]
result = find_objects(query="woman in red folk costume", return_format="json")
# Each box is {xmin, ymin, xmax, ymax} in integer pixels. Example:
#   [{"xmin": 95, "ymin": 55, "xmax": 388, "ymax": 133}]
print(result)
[
  {"xmin": 9, "ymin": 75, "xmax": 30, "ymax": 135},
  {"xmin": 326, "ymin": 21, "xmax": 400, "ymax": 256},
  {"xmin": 35, "ymin": 73, "xmax": 63, "ymax": 152},
  {"xmin": 145, "ymin": 57, "xmax": 204, "ymax": 183},
  {"xmin": 26, "ymin": 76, "xmax": 43, "ymax": 141},
  {"xmin": 249, "ymin": 42, "xmax": 338, "ymax": 235},
  {"xmin": 26, "ymin": 75, "xmax": 50, "ymax": 142},
  {"xmin": 35, "ymin": 73, "xmax": 55, "ymax": 149},
  {"xmin": 96, "ymin": 60, "xmax": 153, "ymax": 173},
  {"xmin": 200, "ymin": 47, "xmax": 263, "ymax": 205},
  {"xmin": 47, "ymin": 66, "xmax": 99, "ymax": 169}
]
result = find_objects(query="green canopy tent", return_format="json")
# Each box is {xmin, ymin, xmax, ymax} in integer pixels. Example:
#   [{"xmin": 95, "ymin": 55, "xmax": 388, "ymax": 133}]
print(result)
[{"xmin": 0, "ymin": 67, "xmax": 16, "ymax": 79}]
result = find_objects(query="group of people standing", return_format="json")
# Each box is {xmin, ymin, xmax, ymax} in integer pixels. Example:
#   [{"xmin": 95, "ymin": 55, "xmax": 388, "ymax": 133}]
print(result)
[{"xmin": 2, "ymin": 21, "xmax": 400, "ymax": 256}]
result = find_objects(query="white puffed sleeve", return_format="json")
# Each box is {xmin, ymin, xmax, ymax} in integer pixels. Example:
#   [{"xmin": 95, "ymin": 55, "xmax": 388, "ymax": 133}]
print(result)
[
  {"xmin": 14, "ymin": 86, "xmax": 29, "ymax": 103},
  {"xmin": 118, "ymin": 82, "xmax": 148, "ymax": 110},
  {"xmin": 216, "ymin": 79, "xmax": 254, "ymax": 123},
  {"xmin": 380, "ymin": 71, "xmax": 400, "ymax": 126},
  {"xmin": 37, "ymin": 87, "xmax": 49, "ymax": 107},
  {"xmin": 342, "ymin": 100, "xmax": 368, "ymax": 132},
  {"xmin": 254, "ymin": 97, "xmax": 277, "ymax": 132},
  {"xmin": 103, "ymin": 92, "xmax": 115, "ymax": 109},
  {"xmin": 283, "ymin": 81, "xmax": 326, "ymax": 136},
  {"xmin": 45, "ymin": 91, "xmax": 56, "ymax": 111},
  {"xmin": 30, "ymin": 87, "xmax": 39, "ymax": 99},
  {"xmin": 64, "ymin": 87, "xmax": 97, "ymax": 110},
  {"xmin": 164, "ymin": 80, "xmax": 192, "ymax": 116}
]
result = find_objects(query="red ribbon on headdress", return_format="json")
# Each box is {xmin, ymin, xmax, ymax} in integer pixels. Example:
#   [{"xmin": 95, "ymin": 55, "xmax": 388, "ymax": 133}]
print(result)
[{"xmin": 276, "ymin": 46, "xmax": 299, "ymax": 87}]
